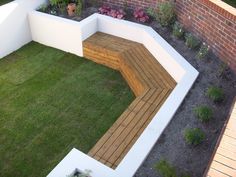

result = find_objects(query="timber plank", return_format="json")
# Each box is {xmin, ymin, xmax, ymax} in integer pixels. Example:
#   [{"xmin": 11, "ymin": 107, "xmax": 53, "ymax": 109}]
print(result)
[{"xmin": 84, "ymin": 32, "xmax": 176, "ymax": 168}]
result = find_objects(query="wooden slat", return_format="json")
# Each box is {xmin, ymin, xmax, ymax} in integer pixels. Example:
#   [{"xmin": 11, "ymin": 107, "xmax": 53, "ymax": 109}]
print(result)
[
  {"xmin": 207, "ymin": 168, "xmax": 230, "ymax": 177},
  {"xmin": 83, "ymin": 32, "xmax": 176, "ymax": 168},
  {"xmin": 211, "ymin": 161, "xmax": 236, "ymax": 177},
  {"xmin": 205, "ymin": 99, "xmax": 236, "ymax": 177}
]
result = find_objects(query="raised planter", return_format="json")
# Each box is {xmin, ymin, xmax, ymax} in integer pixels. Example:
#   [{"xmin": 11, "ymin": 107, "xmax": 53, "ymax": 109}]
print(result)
[{"xmin": 27, "ymin": 12, "xmax": 198, "ymax": 177}]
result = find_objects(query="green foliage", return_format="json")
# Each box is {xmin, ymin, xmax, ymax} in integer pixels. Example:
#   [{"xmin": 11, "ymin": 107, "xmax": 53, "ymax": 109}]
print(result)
[
  {"xmin": 196, "ymin": 43, "xmax": 210, "ymax": 59},
  {"xmin": 172, "ymin": 21, "xmax": 184, "ymax": 38},
  {"xmin": 185, "ymin": 33, "xmax": 200, "ymax": 49},
  {"xmin": 207, "ymin": 86, "xmax": 224, "ymax": 102},
  {"xmin": 147, "ymin": 7, "xmax": 157, "ymax": 19},
  {"xmin": 58, "ymin": 1, "xmax": 67, "ymax": 14},
  {"xmin": 184, "ymin": 128, "xmax": 205, "ymax": 146},
  {"xmin": 217, "ymin": 62, "xmax": 228, "ymax": 78},
  {"xmin": 49, "ymin": 0, "xmax": 70, "ymax": 6},
  {"xmin": 157, "ymin": 2, "xmax": 176, "ymax": 26},
  {"xmin": 0, "ymin": 0, "xmax": 13, "ymax": 6},
  {"xmin": 155, "ymin": 160, "xmax": 177, "ymax": 177},
  {"xmin": 76, "ymin": 0, "xmax": 83, "ymax": 16},
  {"xmin": 194, "ymin": 106, "xmax": 213, "ymax": 122},
  {"xmin": 38, "ymin": 3, "xmax": 48, "ymax": 12},
  {"xmin": 181, "ymin": 174, "xmax": 191, "ymax": 177},
  {"xmin": 49, "ymin": 0, "xmax": 60, "ymax": 6}
]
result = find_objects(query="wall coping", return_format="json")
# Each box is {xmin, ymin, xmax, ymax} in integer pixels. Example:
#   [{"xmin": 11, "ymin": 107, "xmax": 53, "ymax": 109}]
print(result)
[{"xmin": 202, "ymin": 0, "xmax": 236, "ymax": 21}]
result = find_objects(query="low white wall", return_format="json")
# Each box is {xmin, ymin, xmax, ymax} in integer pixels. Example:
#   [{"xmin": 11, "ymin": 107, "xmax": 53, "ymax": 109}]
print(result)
[
  {"xmin": 0, "ymin": 0, "xmax": 46, "ymax": 58},
  {"xmin": 41, "ymin": 13, "xmax": 198, "ymax": 177},
  {"xmin": 29, "ymin": 12, "xmax": 98, "ymax": 57}
]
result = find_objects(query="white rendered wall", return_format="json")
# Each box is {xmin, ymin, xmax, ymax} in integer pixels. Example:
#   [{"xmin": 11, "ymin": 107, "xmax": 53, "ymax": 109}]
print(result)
[
  {"xmin": 41, "ymin": 14, "xmax": 198, "ymax": 177},
  {"xmin": 0, "ymin": 0, "xmax": 46, "ymax": 58},
  {"xmin": 29, "ymin": 11, "xmax": 98, "ymax": 57}
]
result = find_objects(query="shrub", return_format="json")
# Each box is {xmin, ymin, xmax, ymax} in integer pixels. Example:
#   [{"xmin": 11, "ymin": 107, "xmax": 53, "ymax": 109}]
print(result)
[
  {"xmin": 99, "ymin": 5, "xmax": 126, "ymax": 19},
  {"xmin": 75, "ymin": 0, "xmax": 83, "ymax": 16},
  {"xmin": 185, "ymin": 33, "xmax": 200, "ymax": 49},
  {"xmin": 157, "ymin": 2, "xmax": 175, "ymax": 26},
  {"xmin": 194, "ymin": 106, "xmax": 213, "ymax": 122},
  {"xmin": 49, "ymin": 0, "xmax": 60, "ymax": 6},
  {"xmin": 207, "ymin": 86, "xmax": 224, "ymax": 102},
  {"xmin": 184, "ymin": 128, "xmax": 205, "ymax": 146},
  {"xmin": 155, "ymin": 160, "xmax": 177, "ymax": 177},
  {"xmin": 172, "ymin": 21, "xmax": 184, "ymax": 38},
  {"xmin": 146, "ymin": 7, "xmax": 157, "ymax": 19},
  {"xmin": 196, "ymin": 43, "xmax": 210, "ymax": 59},
  {"xmin": 133, "ymin": 8, "xmax": 149, "ymax": 22}
]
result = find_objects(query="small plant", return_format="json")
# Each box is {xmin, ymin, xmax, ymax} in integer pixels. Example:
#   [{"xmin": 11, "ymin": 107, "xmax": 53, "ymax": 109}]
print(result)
[
  {"xmin": 172, "ymin": 21, "xmax": 184, "ymax": 38},
  {"xmin": 58, "ymin": 1, "xmax": 67, "ymax": 14},
  {"xmin": 157, "ymin": 2, "xmax": 175, "ymax": 26},
  {"xmin": 133, "ymin": 7, "xmax": 149, "ymax": 23},
  {"xmin": 184, "ymin": 128, "xmax": 205, "ymax": 146},
  {"xmin": 49, "ymin": 0, "xmax": 60, "ymax": 6},
  {"xmin": 194, "ymin": 106, "xmax": 213, "ymax": 122},
  {"xmin": 108, "ymin": 9, "xmax": 126, "ymax": 19},
  {"xmin": 146, "ymin": 7, "xmax": 157, "ymax": 19},
  {"xmin": 155, "ymin": 160, "xmax": 177, "ymax": 177},
  {"xmin": 38, "ymin": 3, "xmax": 48, "ymax": 12},
  {"xmin": 75, "ymin": 0, "xmax": 83, "ymax": 16},
  {"xmin": 217, "ymin": 62, "xmax": 228, "ymax": 78},
  {"xmin": 99, "ymin": 5, "xmax": 126, "ymax": 19},
  {"xmin": 185, "ymin": 33, "xmax": 200, "ymax": 49},
  {"xmin": 196, "ymin": 43, "xmax": 210, "ymax": 59},
  {"xmin": 207, "ymin": 86, "xmax": 224, "ymax": 102},
  {"xmin": 98, "ymin": 5, "xmax": 111, "ymax": 15}
]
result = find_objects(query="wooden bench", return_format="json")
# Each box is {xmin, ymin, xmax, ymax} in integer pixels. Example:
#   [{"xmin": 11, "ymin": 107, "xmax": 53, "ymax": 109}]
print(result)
[{"xmin": 83, "ymin": 32, "xmax": 176, "ymax": 169}]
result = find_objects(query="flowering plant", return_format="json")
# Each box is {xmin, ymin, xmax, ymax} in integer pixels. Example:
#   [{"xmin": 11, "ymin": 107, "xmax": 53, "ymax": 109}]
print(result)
[
  {"xmin": 133, "ymin": 8, "xmax": 149, "ymax": 23},
  {"xmin": 197, "ymin": 43, "xmax": 210, "ymax": 59},
  {"xmin": 99, "ymin": 5, "xmax": 126, "ymax": 19}
]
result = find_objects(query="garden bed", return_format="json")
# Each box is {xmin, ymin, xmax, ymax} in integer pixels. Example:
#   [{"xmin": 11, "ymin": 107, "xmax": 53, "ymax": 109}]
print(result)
[
  {"xmin": 135, "ymin": 14, "xmax": 236, "ymax": 177},
  {"xmin": 0, "ymin": 42, "xmax": 134, "ymax": 177}
]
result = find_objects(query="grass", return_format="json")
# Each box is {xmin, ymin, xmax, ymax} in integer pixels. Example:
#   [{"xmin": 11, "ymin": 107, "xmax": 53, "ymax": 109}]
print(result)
[
  {"xmin": 223, "ymin": 0, "xmax": 236, "ymax": 7},
  {"xmin": 0, "ymin": 42, "xmax": 135, "ymax": 177},
  {"xmin": 0, "ymin": 0, "xmax": 12, "ymax": 5}
]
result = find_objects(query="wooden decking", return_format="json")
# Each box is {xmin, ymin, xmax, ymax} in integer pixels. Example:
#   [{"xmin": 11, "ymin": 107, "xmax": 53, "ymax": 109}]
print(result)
[
  {"xmin": 205, "ymin": 99, "xmax": 236, "ymax": 177},
  {"xmin": 83, "ymin": 32, "xmax": 176, "ymax": 169}
]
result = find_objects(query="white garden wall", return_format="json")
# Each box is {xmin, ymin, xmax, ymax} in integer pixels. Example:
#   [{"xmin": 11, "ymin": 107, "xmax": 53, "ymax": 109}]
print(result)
[
  {"xmin": 0, "ymin": 7, "xmax": 199, "ymax": 177},
  {"xmin": 0, "ymin": 0, "xmax": 46, "ymax": 58},
  {"xmin": 29, "ymin": 13, "xmax": 198, "ymax": 177}
]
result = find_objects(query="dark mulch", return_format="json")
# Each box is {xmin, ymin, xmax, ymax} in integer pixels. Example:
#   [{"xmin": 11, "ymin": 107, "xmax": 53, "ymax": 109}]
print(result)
[
  {"xmin": 38, "ymin": 5, "xmax": 236, "ymax": 177},
  {"xmin": 134, "ymin": 21, "xmax": 236, "ymax": 177}
]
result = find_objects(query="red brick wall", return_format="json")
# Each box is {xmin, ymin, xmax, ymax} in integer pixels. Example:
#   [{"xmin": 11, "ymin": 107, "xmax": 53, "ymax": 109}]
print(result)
[{"xmin": 98, "ymin": 0, "xmax": 236, "ymax": 72}]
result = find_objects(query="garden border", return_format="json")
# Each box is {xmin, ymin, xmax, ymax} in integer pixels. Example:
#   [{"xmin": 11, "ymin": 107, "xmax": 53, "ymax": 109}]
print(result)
[{"xmin": 28, "ymin": 12, "xmax": 198, "ymax": 177}]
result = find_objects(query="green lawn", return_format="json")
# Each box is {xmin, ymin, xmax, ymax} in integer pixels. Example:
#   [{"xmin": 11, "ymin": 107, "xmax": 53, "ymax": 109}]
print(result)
[
  {"xmin": 0, "ymin": 0, "xmax": 12, "ymax": 5},
  {"xmin": 0, "ymin": 42, "xmax": 134, "ymax": 177}
]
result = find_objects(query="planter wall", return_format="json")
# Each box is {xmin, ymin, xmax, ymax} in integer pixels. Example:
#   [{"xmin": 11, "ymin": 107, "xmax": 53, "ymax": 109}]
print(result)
[
  {"xmin": 29, "ymin": 13, "xmax": 198, "ymax": 177},
  {"xmin": 0, "ymin": 0, "xmax": 47, "ymax": 58},
  {"xmin": 97, "ymin": 0, "xmax": 236, "ymax": 72}
]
